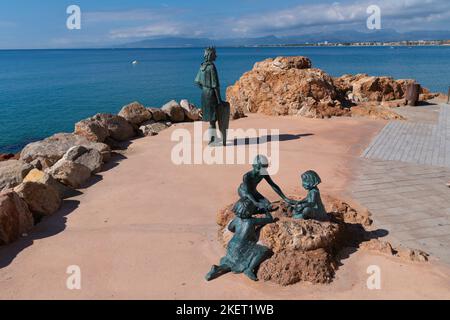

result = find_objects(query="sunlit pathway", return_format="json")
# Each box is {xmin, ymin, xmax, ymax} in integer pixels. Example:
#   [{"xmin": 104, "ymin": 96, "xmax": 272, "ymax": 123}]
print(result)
[{"xmin": 354, "ymin": 102, "xmax": 450, "ymax": 264}]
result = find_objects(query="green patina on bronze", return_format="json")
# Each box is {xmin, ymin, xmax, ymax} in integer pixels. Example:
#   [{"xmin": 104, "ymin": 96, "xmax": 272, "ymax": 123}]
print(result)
[
  {"xmin": 195, "ymin": 47, "xmax": 229, "ymax": 146},
  {"xmin": 285, "ymin": 170, "xmax": 328, "ymax": 221},
  {"xmin": 205, "ymin": 198, "xmax": 273, "ymax": 281},
  {"xmin": 238, "ymin": 155, "xmax": 289, "ymax": 212}
]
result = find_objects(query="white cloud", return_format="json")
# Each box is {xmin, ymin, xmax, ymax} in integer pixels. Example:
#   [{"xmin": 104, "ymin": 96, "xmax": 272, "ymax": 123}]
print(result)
[
  {"xmin": 109, "ymin": 22, "xmax": 185, "ymax": 39},
  {"xmin": 229, "ymin": 0, "xmax": 450, "ymax": 36}
]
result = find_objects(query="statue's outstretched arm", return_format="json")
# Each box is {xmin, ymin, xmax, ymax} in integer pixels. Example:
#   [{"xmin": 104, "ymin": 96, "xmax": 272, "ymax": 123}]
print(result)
[
  {"xmin": 252, "ymin": 213, "xmax": 274, "ymax": 226},
  {"xmin": 264, "ymin": 175, "xmax": 288, "ymax": 200}
]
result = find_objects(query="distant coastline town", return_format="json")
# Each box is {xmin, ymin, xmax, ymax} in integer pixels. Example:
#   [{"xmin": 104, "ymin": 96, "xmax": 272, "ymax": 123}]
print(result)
[{"xmin": 254, "ymin": 39, "xmax": 450, "ymax": 47}]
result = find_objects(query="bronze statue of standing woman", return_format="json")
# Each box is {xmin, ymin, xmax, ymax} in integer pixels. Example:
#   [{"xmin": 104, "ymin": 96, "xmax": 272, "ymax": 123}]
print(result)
[{"xmin": 195, "ymin": 47, "xmax": 229, "ymax": 146}]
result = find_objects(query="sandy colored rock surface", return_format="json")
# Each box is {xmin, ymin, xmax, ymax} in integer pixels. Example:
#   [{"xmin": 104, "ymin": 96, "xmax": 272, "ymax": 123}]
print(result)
[
  {"xmin": 14, "ymin": 181, "xmax": 61, "ymax": 217},
  {"xmin": 0, "ymin": 190, "xmax": 34, "ymax": 245},
  {"xmin": 118, "ymin": 101, "xmax": 152, "ymax": 125},
  {"xmin": 0, "ymin": 114, "xmax": 448, "ymax": 299},
  {"xmin": 20, "ymin": 133, "xmax": 110, "ymax": 168},
  {"xmin": 48, "ymin": 159, "xmax": 91, "ymax": 188},
  {"xmin": 226, "ymin": 57, "xmax": 346, "ymax": 119},
  {"xmin": 0, "ymin": 160, "xmax": 33, "ymax": 191}
]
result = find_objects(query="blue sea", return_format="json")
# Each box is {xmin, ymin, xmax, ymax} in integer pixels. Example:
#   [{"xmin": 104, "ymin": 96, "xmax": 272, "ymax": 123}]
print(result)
[{"xmin": 1, "ymin": 46, "xmax": 449, "ymax": 153}]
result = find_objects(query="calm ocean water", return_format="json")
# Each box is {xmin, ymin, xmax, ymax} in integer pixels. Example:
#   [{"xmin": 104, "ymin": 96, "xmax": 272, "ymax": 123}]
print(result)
[{"xmin": 0, "ymin": 46, "xmax": 449, "ymax": 153}]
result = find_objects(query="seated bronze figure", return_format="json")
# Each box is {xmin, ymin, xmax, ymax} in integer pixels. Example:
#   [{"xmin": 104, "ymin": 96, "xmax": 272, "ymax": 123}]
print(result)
[
  {"xmin": 285, "ymin": 170, "xmax": 328, "ymax": 221},
  {"xmin": 205, "ymin": 198, "xmax": 273, "ymax": 281}
]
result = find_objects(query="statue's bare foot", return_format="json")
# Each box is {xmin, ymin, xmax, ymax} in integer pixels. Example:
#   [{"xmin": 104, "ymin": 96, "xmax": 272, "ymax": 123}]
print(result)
[{"xmin": 244, "ymin": 269, "xmax": 258, "ymax": 281}]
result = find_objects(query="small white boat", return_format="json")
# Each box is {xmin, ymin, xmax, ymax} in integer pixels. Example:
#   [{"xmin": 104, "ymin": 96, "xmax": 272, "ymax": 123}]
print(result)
[{"xmin": 132, "ymin": 60, "xmax": 139, "ymax": 65}]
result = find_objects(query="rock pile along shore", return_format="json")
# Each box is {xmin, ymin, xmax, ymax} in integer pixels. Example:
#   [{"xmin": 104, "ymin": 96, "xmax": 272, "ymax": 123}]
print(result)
[
  {"xmin": 0, "ymin": 56, "xmax": 441, "ymax": 249},
  {"xmin": 0, "ymin": 100, "xmax": 201, "ymax": 245}
]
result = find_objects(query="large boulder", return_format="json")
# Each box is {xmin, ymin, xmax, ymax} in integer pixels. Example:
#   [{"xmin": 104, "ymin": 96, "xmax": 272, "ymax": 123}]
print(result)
[
  {"xmin": 147, "ymin": 108, "xmax": 168, "ymax": 122},
  {"xmin": 118, "ymin": 101, "xmax": 152, "ymax": 125},
  {"xmin": 226, "ymin": 56, "xmax": 346, "ymax": 119},
  {"xmin": 20, "ymin": 133, "xmax": 110, "ymax": 168},
  {"xmin": 0, "ymin": 160, "xmax": 33, "ymax": 191},
  {"xmin": 0, "ymin": 190, "xmax": 34, "ymax": 245},
  {"xmin": 47, "ymin": 159, "xmax": 91, "ymax": 188},
  {"xmin": 23, "ymin": 169, "xmax": 74, "ymax": 199},
  {"xmin": 89, "ymin": 114, "xmax": 135, "ymax": 142},
  {"xmin": 63, "ymin": 146, "xmax": 103, "ymax": 173},
  {"xmin": 139, "ymin": 121, "xmax": 172, "ymax": 137},
  {"xmin": 74, "ymin": 118, "xmax": 109, "ymax": 143},
  {"xmin": 161, "ymin": 100, "xmax": 185, "ymax": 122},
  {"xmin": 14, "ymin": 181, "xmax": 61, "ymax": 217},
  {"xmin": 180, "ymin": 99, "xmax": 201, "ymax": 121}
]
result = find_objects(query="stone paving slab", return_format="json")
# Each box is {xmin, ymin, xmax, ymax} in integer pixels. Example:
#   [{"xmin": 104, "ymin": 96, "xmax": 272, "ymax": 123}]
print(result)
[
  {"xmin": 362, "ymin": 104, "xmax": 450, "ymax": 167},
  {"xmin": 353, "ymin": 103, "xmax": 450, "ymax": 265}
]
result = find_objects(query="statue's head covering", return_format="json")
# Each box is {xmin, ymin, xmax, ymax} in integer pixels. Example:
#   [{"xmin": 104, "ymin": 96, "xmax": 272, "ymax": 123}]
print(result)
[
  {"xmin": 301, "ymin": 170, "xmax": 322, "ymax": 189},
  {"xmin": 204, "ymin": 46, "xmax": 217, "ymax": 62},
  {"xmin": 252, "ymin": 154, "xmax": 269, "ymax": 175}
]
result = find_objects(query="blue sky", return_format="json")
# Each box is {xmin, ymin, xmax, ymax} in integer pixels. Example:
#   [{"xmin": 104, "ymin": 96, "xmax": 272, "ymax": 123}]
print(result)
[{"xmin": 0, "ymin": 0, "xmax": 449, "ymax": 48}]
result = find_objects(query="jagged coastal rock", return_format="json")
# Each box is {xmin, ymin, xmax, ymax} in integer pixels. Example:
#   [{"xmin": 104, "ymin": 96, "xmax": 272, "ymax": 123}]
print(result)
[
  {"xmin": 0, "ymin": 190, "xmax": 34, "ymax": 245},
  {"xmin": 14, "ymin": 181, "xmax": 61, "ymax": 217},
  {"xmin": 20, "ymin": 133, "xmax": 111, "ymax": 168},
  {"xmin": 161, "ymin": 100, "xmax": 185, "ymax": 123},
  {"xmin": 0, "ymin": 160, "xmax": 33, "ymax": 191},
  {"xmin": 118, "ymin": 101, "xmax": 152, "ymax": 125},
  {"xmin": 227, "ymin": 56, "xmax": 434, "ymax": 120},
  {"xmin": 226, "ymin": 56, "xmax": 347, "ymax": 119}
]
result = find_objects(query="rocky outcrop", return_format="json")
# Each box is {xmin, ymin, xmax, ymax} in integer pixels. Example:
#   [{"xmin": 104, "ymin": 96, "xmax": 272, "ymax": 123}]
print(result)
[
  {"xmin": 180, "ymin": 99, "xmax": 202, "ymax": 121},
  {"xmin": 226, "ymin": 56, "xmax": 347, "ymax": 119},
  {"xmin": 226, "ymin": 56, "xmax": 436, "ymax": 120},
  {"xmin": 139, "ymin": 121, "xmax": 172, "ymax": 137},
  {"xmin": 334, "ymin": 74, "xmax": 431, "ymax": 103},
  {"xmin": 0, "ymin": 160, "xmax": 33, "ymax": 191},
  {"xmin": 63, "ymin": 146, "xmax": 103, "ymax": 173},
  {"xmin": 20, "ymin": 133, "xmax": 110, "ymax": 168},
  {"xmin": 14, "ymin": 181, "xmax": 61, "ymax": 217},
  {"xmin": 161, "ymin": 100, "xmax": 185, "ymax": 122},
  {"xmin": 118, "ymin": 101, "xmax": 152, "ymax": 125},
  {"xmin": 47, "ymin": 159, "xmax": 91, "ymax": 188},
  {"xmin": 0, "ymin": 190, "xmax": 34, "ymax": 245}
]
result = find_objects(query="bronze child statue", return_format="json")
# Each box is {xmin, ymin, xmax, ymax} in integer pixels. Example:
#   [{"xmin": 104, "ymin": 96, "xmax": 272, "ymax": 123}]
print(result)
[
  {"xmin": 205, "ymin": 198, "xmax": 273, "ymax": 281},
  {"xmin": 285, "ymin": 170, "xmax": 328, "ymax": 221},
  {"xmin": 195, "ymin": 47, "xmax": 229, "ymax": 146},
  {"xmin": 238, "ymin": 155, "xmax": 290, "ymax": 213}
]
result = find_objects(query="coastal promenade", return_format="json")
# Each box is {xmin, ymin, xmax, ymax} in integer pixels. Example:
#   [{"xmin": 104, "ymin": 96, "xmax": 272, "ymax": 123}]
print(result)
[
  {"xmin": 1, "ymin": 114, "xmax": 449, "ymax": 299},
  {"xmin": 353, "ymin": 101, "xmax": 450, "ymax": 264}
]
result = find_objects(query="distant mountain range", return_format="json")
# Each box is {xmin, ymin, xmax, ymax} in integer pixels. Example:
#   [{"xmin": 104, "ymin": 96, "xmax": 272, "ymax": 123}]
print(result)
[{"xmin": 117, "ymin": 30, "xmax": 450, "ymax": 48}]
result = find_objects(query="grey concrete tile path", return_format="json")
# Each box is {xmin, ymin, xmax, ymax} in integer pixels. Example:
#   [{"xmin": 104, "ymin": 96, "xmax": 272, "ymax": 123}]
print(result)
[{"xmin": 353, "ymin": 102, "xmax": 450, "ymax": 264}]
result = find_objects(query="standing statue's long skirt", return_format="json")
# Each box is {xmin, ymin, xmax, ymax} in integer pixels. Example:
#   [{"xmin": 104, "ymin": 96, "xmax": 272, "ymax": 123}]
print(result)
[{"xmin": 201, "ymin": 87, "xmax": 218, "ymax": 122}]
